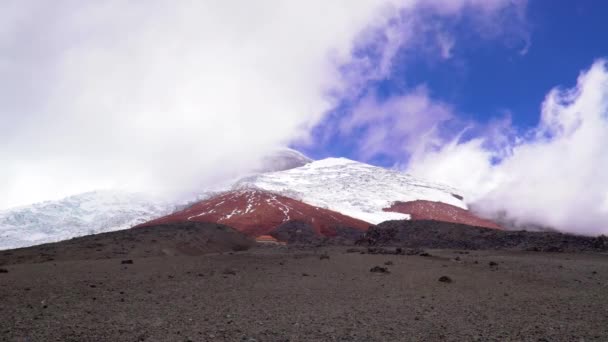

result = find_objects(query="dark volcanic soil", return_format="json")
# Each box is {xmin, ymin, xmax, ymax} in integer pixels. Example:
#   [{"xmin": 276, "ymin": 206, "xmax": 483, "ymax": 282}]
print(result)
[{"xmin": 1, "ymin": 242, "xmax": 608, "ymax": 341}]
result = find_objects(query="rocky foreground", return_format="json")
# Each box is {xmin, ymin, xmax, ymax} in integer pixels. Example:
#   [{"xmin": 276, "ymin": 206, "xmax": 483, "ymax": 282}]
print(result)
[{"xmin": 1, "ymin": 222, "xmax": 608, "ymax": 341}]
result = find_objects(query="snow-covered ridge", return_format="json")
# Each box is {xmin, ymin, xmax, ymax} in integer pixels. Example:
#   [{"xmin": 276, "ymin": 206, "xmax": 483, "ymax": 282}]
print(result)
[
  {"xmin": 234, "ymin": 157, "xmax": 466, "ymax": 224},
  {"xmin": 0, "ymin": 190, "xmax": 173, "ymax": 250}
]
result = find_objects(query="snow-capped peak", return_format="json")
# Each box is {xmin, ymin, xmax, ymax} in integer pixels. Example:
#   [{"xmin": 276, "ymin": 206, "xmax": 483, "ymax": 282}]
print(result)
[{"xmin": 234, "ymin": 157, "xmax": 466, "ymax": 224}]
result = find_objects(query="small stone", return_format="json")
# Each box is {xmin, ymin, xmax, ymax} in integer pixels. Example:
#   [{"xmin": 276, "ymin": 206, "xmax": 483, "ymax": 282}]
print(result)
[
  {"xmin": 489, "ymin": 261, "xmax": 498, "ymax": 267},
  {"xmin": 0, "ymin": 268, "xmax": 8, "ymax": 273},
  {"xmin": 319, "ymin": 254, "xmax": 330, "ymax": 260},
  {"xmin": 121, "ymin": 260, "xmax": 133, "ymax": 265},
  {"xmin": 370, "ymin": 266, "xmax": 390, "ymax": 274},
  {"xmin": 438, "ymin": 276, "xmax": 452, "ymax": 283},
  {"xmin": 384, "ymin": 261, "xmax": 394, "ymax": 266}
]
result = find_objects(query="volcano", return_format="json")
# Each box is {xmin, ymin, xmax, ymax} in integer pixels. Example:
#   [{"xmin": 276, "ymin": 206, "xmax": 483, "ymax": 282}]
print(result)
[
  {"xmin": 139, "ymin": 157, "xmax": 501, "ymax": 240},
  {"xmin": 1, "ymin": 152, "xmax": 501, "ymax": 250}
]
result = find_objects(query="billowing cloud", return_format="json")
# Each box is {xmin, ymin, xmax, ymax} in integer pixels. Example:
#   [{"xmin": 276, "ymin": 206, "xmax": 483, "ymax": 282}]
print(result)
[
  {"xmin": 303, "ymin": 0, "xmax": 527, "ymax": 166},
  {"xmin": 0, "ymin": 0, "xmax": 527, "ymax": 209},
  {"xmin": 338, "ymin": 86, "xmax": 454, "ymax": 161},
  {"xmin": 408, "ymin": 60, "xmax": 608, "ymax": 236},
  {"xmin": 1, "ymin": 0, "xmax": 408, "ymax": 208}
]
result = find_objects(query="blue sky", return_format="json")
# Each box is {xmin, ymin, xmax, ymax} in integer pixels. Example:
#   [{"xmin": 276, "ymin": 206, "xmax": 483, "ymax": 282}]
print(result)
[{"xmin": 296, "ymin": 0, "xmax": 608, "ymax": 167}]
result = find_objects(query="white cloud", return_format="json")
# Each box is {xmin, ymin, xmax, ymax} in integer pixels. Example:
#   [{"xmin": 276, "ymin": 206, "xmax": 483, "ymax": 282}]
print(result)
[
  {"xmin": 0, "ymin": 0, "xmax": 525, "ymax": 209},
  {"xmin": 0, "ymin": 0, "xmax": 409, "ymax": 208},
  {"xmin": 338, "ymin": 86, "xmax": 454, "ymax": 160},
  {"xmin": 408, "ymin": 60, "xmax": 608, "ymax": 236}
]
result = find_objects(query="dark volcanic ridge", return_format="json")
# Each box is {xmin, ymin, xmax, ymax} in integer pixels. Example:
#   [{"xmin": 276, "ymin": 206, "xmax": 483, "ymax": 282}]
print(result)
[
  {"xmin": 4, "ymin": 218, "xmax": 607, "ymax": 269},
  {"xmin": 0, "ymin": 222, "xmax": 254, "ymax": 266},
  {"xmin": 359, "ymin": 220, "xmax": 608, "ymax": 252}
]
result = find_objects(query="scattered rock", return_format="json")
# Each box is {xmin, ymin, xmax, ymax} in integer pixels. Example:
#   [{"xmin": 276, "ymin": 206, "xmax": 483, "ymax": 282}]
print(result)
[
  {"xmin": 370, "ymin": 266, "xmax": 390, "ymax": 274},
  {"xmin": 367, "ymin": 247, "xmax": 424, "ymax": 255},
  {"xmin": 319, "ymin": 254, "xmax": 330, "ymax": 260},
  {"xmin": 406, "ymin": 248, "xmax": 426, "ymax": 256},
  {"xmin": 302, "ymin": 273, "xmax": 310, "ymax": 277},
  {"xmin": 0, "ymin": 268, "xmax": 8, "ymax": 273},
  {"xmin": 438, "ymin": 276, "xmax": 452, "ymax": 283},
  {"xmin": 384, "ymin": 261, "xmax": 394, "ymax": 266},
  {"xmin": 489, "ymin": 261, "xmax": 498, "ymax": 267},
  {"xmin": 419, "ymin": 252, "xmax": 431, "ymax": 257},
  {"xmin": 121, "ymin": 260, "xmax": 133, "ymax": 265},
  {"xmin": 366, "ymin": 247, "xmax": 392, "ymax": 255}
]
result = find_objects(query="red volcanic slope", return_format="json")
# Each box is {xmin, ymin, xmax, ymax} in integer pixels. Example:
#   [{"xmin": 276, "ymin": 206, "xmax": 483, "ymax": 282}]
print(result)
[
  {"xmin": 139, "ymin": 189, "xmax": 370, "ymax": 237},
  {"xmin": 384, "ymin": 200, "xmax": 501, "ymax": 230}
]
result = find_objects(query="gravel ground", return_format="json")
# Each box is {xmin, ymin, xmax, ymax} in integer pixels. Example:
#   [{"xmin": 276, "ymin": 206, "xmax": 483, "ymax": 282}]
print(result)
[{"xmin": 1, "ymin": 245, "xmax": 607, "ymax": 341}]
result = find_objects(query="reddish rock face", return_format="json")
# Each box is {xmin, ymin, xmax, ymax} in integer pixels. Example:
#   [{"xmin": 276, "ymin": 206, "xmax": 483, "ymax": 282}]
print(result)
[
  {"xmin": 138, "ymin": 190, "xmax": 370, "ymax": 237},
  {"xmin": 384, "ymin": 200, "xmax": 501, "ymax": 230}
]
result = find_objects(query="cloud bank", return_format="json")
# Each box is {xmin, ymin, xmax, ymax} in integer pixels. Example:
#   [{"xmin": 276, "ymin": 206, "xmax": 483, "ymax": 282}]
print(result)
[
  {"xmin": 1, "ymin": 0, "xmax": 410, "ymax": 208},
  {"xmin": 0, "ymin": 0, "xmax": 526, "ymax": 209},
  {"xmin": 408, "ymin": 60, "xmax": 608, "ymax": 236}
]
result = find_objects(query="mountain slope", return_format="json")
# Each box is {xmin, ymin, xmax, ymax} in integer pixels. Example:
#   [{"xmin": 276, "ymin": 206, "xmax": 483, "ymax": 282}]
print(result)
[
  {"xmin": 0, "ymin": 148, "xmax": 313, "ymax": 251},
  {"xmin": 0, "ymin": 191, "xmax": 173, "ymax": 250},
  {"xmin": 0, "ymin": 222, "xmax": 254, "ymax": 265},
  {"xmin": 234, "ymin": 157, "xmax": 468, "ymax": 224},
  {"xmin": 138, "ymin": 189, "xmax": 370, "ymax": 238}
]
